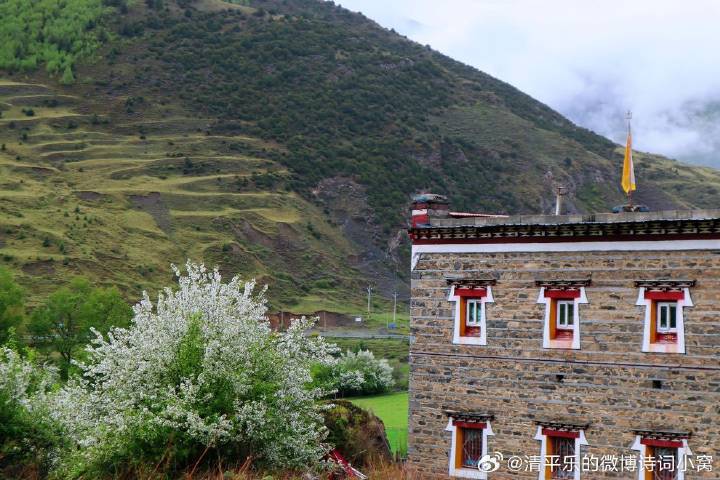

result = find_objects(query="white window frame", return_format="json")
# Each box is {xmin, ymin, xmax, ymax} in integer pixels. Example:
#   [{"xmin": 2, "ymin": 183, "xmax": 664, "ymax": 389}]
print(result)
[
  {"xmin": 466, "ymin": 299, "xmax": 484, "ymax": 327},
  {"xmin": 630, "ymin": 436, "xmax": 693, "ymax": 480},
  {"xmin": 446, "ymin": 419, "xmax": 495, "ymax": 479},
  {"xmin": 534, "ymin": 426, "xmax": 588, "ymax": 480},
  {"xmin": 556, "ymin": 300, "xmax": 575, "ymax": 329},
  {"xmin": 636, "ymin": 288, "xmax": 692, "ymax": 354},
  {"xmin": 656, "ymin": 302, "xmax": 678, "ymax": 333},
  {"xmin": 449, "ymin": 286, "xmax": 494, "ymax": 346},
  {"xmin": 537, "ymin": 287, "xmax": 587, "ymax": 350}
]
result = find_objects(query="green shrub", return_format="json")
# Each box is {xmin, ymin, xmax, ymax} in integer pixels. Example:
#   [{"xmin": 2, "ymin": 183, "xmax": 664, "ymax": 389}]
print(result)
[
  {"xmin": 0, "ymin": 267, "xmax": 24, "ymax": 346},
  {"xmin": 0, "ymin": 348, "xmax": 62, "ymax": 476}
]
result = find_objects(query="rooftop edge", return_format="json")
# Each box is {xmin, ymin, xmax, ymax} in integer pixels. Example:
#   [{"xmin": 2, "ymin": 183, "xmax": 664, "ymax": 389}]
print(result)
[{"xmin": 421, "ymin": 209, "xmax": 720, "ymax": 229}]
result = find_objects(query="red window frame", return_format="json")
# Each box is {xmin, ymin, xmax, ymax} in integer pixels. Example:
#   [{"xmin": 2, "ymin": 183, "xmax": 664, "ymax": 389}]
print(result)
[
  {"xmin": 453, "ymin": 421, "xmax": 485, "ymax": 470},
  {"xmin": 644, "ymin": 291, "xmax": 683, "ymax": 345},
  {"xmin": 641, "ymin": 438, "xmax": 683, "ymax": 480},
  {"xmin": 457, "ymin": 288, "xmax": 486, "ymax": 338},
  {"xmin": 543, "ymin": 429, "xmax": 579, "ymax": 479},
  {"xmin": 545, "ymin": 290, "xmax": 579, "ymax": 341}
]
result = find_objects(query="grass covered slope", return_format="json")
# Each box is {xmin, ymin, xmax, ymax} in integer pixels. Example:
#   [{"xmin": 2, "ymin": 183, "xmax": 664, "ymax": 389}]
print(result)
[
  {"xmin": 0, "ymin": 78, "xmax": 361, "ymax": 306},
  {"xmin": 2, "ymin": 0, "xmax": 720, "ymax": 306},
  {"xmin": 79, "ymin": 0, "xmax": 720, "ymax": 219}
]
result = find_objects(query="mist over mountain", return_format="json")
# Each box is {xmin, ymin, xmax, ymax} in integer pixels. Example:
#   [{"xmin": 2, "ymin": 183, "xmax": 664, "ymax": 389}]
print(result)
[{"xmin": 338, "ymin": 0, "xmax": 720, "ymax": 168}]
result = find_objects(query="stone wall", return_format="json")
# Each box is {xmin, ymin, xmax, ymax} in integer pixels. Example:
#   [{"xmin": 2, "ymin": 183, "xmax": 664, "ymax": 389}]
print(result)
[{"xmin": 408, "ymin": 249, "xmax": 720, "ymax": 478}]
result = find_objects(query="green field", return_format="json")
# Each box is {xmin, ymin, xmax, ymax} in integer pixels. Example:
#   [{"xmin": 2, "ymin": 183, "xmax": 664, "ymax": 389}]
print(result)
[{"xmin": 349, "ymin": 392, "xmax": 409, "ymax": 456}]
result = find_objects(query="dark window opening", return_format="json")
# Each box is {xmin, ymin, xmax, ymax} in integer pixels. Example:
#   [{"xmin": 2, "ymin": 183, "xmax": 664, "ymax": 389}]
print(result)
[
  {"xmin": 551, "ymin": 436, "xmax": 575, "ymax": 479},
  {"xmin": 461, "ymin": 427, "xmax": 483, "ymax": 469},
  {"xmin": 652, "ymin": 446, "xmax": 679, "ymax": 480}
]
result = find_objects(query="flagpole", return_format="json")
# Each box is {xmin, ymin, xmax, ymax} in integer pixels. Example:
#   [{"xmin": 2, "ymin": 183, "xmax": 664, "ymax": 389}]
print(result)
[{"xmin": 626, "ymin": 110, "xmax": 633, "ymax": 209}]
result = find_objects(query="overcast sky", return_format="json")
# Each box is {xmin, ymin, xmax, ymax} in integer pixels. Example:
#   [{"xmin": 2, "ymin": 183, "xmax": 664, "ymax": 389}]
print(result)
[{"xmin": 336, "ymin": 0, "xmax": 720, "ymax": 167}]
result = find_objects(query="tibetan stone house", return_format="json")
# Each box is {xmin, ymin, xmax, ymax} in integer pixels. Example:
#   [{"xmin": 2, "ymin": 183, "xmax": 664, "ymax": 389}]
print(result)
[{"xmin": 407, "ymin": 195, "xmax": 719, "ymax": 479}]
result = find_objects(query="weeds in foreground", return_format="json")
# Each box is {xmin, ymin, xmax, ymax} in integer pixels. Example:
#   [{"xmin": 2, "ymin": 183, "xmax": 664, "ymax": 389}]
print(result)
[{"xmin": 74, "ymin": 456, "xmax": 415, "ymax": 480}]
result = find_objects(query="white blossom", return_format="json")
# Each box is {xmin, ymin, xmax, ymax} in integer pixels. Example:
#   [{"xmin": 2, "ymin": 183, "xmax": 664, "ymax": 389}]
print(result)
[
  {"xmin": 0, "ymin": 347, "xmax": 57, "ymax": 410},
  {"xmin": 51, "ymin": 261, "xmax": 336, "ymax": 469},
  {"xmin": 334, "ymin": 349, "xmax": 395, "ymax": 396}
]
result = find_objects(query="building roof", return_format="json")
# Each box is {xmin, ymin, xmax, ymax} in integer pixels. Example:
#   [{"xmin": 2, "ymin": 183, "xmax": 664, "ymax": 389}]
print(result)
[
  {"xmin": 409, "ymin": 209, "xmax": 720, "ymax": 244},
  {"xmin": 425, "ymin": 209, "xmax": 720, "ymax": 228}
]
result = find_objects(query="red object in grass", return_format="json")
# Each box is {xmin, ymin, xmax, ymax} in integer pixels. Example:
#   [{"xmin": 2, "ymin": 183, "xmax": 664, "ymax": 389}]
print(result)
[{"xmin": 327, "ymin": 449, "xmax": 368, "ymax": 479}]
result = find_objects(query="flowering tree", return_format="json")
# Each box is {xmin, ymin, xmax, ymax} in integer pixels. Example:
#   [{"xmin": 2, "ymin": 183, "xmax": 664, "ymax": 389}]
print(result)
[
  {"xmin": 0, "ymin": 347, "xmax": 60, "ymax": 472},
  {"xmin": 313, "ymin": 349, "xmax": 395, "ymax": 397},
  {"xmin": 336, "ymin": 350, "xmax": 394, "ymax": 396},
  {"xmin": 52, "ymin": 262, "xmax": 337, "ymax": 474}
]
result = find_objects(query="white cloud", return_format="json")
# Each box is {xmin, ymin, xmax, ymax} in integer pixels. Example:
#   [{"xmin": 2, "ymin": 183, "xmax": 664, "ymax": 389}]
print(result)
[{"xmin": 336, "ymin": 0, "xmax": 720, "ymax": 166}]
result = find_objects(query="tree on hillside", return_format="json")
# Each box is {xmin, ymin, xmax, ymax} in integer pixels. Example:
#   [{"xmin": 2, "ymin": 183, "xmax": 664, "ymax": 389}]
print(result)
[
  {"xmin": 0, "ymin": 267, "xmax": 24, "ymax": 346},
  {"xmin": 60, "ymin": 65, "xmax": 75, "ymax": 85},
  {"xmin": 28, "ymin": 278, "xmax": 132, "ymax": 378}
]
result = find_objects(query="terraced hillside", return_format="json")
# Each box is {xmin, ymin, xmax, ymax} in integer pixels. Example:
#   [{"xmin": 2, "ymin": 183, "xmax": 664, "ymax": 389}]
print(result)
[
  {"xmin": 2, "ymin": 0, "xmax": 720, "ymax": 309},
  {"xmin": 0, "ymin": 78, "xmax": 364, "ymax": 307}
]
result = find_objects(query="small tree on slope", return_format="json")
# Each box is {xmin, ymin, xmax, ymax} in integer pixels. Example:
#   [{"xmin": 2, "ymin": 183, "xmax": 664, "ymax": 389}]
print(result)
[{"xmin": 51, "ymin": 261, "xmax": 337, "ymax": 475}]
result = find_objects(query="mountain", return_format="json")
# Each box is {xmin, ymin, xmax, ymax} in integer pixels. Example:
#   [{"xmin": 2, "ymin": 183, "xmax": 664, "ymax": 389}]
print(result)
[{"xmin": 2, "ymin": 0, "xmax": 720, "ymax": 309}]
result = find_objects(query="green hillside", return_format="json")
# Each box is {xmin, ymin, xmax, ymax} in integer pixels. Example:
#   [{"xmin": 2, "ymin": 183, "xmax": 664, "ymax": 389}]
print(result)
[{"xmin": 1, "ymin": 0, "xmax": 720, "ymax": 307}]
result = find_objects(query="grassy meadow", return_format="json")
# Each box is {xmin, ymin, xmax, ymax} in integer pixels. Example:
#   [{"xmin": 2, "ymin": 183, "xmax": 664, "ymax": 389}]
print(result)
[{"xmin": 349, "ymin": 392, "xmax": 409, "ymax": 456}]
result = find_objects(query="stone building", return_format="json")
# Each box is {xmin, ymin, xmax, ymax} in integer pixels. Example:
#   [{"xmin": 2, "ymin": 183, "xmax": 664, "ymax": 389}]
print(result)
[{"xmin": 407, "ymin": 195, "xmax": 720, "ymax": 479}]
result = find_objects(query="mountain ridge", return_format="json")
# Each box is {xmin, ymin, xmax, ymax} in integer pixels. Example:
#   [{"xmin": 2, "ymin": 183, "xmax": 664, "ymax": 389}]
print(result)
[{"xmin": 1, "ymin": 0, "xmax": 719, "ymax": 309}]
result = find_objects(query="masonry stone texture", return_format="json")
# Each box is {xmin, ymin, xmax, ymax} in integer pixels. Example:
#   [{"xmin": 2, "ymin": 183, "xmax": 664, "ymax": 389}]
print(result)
[{"xmin": 407, "ymin": 208, "xmax": 720, "ymax": 479}]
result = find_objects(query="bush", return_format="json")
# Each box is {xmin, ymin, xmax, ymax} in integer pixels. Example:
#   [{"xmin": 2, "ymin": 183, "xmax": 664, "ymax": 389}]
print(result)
[
  {"xmin": 50, "ymin": 261, "xmax": 337, "ymax": 477},
  {"xmin": 323, "ymin": 400, "xmax": 391, "ymax": 467},
  {"xmin": 0, "ymin": 348, "xmax": 62, "ymax": 476},
  {"xmin": 0, "ymin": 267, "xmax": 24, "ymax": 346},
  {"xmin": 314, "ymin": 349, "xmax": 394, "ymax": 398}
]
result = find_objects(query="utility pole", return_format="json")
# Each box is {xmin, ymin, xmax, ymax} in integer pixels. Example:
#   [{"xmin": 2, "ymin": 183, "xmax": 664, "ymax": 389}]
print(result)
[
  {"xmin": 545, "ymin": 170, "xmax": 567, "ymax": 216},
  {"xmin": 392, "ymin": 291, "xmax": 398, "ymax": 329},
  {"xmin": 366, "ymin": 285, "xmax": 372, "ymax": 319},
  {"xmin": 554, "ymin": 185, "xmax": 568, "ymax": 216}
]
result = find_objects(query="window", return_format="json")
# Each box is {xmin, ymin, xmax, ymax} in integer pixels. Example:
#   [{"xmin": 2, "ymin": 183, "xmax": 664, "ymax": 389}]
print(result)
[
  {"xmin": 650, "ymin": 298, "xmax": 680, "ymax": 346},
  {"xmin": 648, "ymin": 446, "xmax": 679, "ymax": 480},
  {"xmin": 556, "ymin": 301, "xmax": 574, "ymax": 329},
  {"xmin": 460, "ymin": 427, "xmax": 483, "ymax": 469},
  {"xmin": 464, "ymin": 299, "xmax": 484, "ymax": 337},
  {"xmin": 657, "ymin": 302, "xmax": 677, "ymax": 333},
  {"xmin": 536, "ymin": 426, "xmax": 587, "ymax": 480},
  {"xmin": 551, "ymin": 436, "xmax": 575, "ymax": 479},
  {"xmin": 632, "ymin": 434, "xmax": 688, "ymax": 480},
  {"xmin": 448, "ymin": 282, "xmax": 494, "ymax": 346},
  {"xmin": 636, "ymin": 280, "xmax": 694, "ymax": 354},
  {"xmin": 446, "ymin": 417, "xmax": 494, "ymax": 478},
  {"xmin": 466, "ymin": 300, "xmax": 482, "ymax": 327},
  {"xmin": 537, "ymin": 281, "xmax": 588, "ymax": 350}
]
